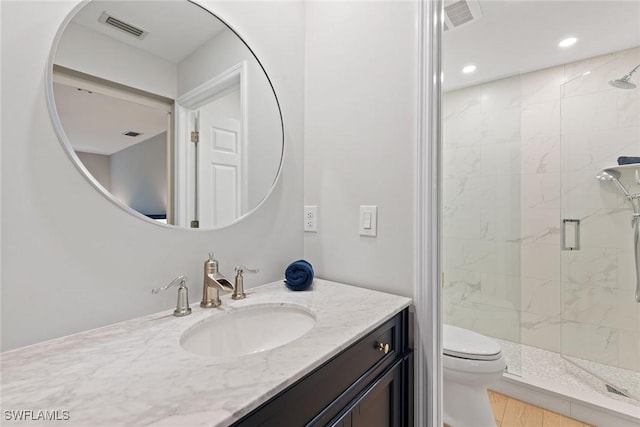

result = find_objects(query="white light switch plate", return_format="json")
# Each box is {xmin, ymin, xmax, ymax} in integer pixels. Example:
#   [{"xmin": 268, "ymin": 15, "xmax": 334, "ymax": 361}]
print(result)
[
  {"xmin": 359, "ymin": 206, "xmax": 377, "ymax": 237},
  {"xmin": 304, "ymin": 206, "xmax": 318, "ymax": 232}
]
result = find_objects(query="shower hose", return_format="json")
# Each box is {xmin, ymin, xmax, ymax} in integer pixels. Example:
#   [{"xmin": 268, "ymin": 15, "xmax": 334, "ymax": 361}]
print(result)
[{"xmin": 634, "ymin": 213, "xmax": 640, "ymax": 303}]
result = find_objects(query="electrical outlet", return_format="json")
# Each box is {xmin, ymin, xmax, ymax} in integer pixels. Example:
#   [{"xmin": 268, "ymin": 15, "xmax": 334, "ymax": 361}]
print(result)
[{"xmin": 304, "ymin": 206, "xmax": 318, "ymax": 232}]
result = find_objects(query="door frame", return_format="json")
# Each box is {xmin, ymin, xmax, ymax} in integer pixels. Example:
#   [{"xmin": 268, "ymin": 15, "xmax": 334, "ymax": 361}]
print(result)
[
  {"xmin": 174, "ymin": 61, "xmax": 248, "ymax": 227},
  {"xmin": 415, "ymin": 0, "xmax": 443, "ymax": 426}
]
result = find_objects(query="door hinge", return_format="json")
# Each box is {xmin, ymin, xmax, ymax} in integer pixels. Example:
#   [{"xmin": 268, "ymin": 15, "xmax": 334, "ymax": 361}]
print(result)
[
  {"xmin": 191, "ymin": 131, "xmax": 199, "ymax": 144},
  {"xmin": 190, "ymin": 220, "xmax": 199, "ymax": 228}
]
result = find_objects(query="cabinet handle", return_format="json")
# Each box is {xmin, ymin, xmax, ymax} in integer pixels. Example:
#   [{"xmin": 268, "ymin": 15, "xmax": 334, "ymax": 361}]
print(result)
[{"xmin": 376, "ymin": 342, "xmax": 390, "ymax": 354}]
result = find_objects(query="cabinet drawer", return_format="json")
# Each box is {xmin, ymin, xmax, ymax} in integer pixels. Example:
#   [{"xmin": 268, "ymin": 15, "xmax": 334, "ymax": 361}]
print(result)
[{"xmin": 232, "ymin": 310, "xmax": 407, "ymax": 427}]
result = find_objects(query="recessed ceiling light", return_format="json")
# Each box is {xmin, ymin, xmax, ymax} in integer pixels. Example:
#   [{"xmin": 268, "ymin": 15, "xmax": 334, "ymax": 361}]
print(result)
[
  {"xmin": 462, "ymin": 65, "xmax": 476, "ymax": 74},
  {"xmin": 559, "ymin": 37, "xmax": 578, "ymax": 48}
]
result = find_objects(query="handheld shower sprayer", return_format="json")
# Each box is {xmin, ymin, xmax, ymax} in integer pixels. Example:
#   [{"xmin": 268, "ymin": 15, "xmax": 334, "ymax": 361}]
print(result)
[
  {"xmin": 596, "ymin": 169, "xmax": 634, "ymax": 201},
  {"xmin": 609, "ymin": 64, "xmax": 640, "ymax": 90},
  {"xmin": 597, "ymin": 168, "xmax": 640, "ymax": 303}
]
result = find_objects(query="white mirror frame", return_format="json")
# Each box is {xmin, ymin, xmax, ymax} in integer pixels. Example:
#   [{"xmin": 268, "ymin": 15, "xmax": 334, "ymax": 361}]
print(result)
[{"xmin": 45, "ymin": 0, "xmax": 285, "ymax": 231}]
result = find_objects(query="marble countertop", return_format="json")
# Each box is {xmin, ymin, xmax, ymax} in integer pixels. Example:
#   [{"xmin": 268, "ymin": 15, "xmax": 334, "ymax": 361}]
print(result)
[{"xmin": 1, "ymin": 279, "xmax": 411, "ymax": 426}]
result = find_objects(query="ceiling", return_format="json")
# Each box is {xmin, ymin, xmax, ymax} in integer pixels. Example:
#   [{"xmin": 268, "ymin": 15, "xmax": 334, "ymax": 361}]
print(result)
[
  {"xmin": 54, "ymin": 83, "xmax": 168, "ymax": 155},
  {"xmin": 71, "ymin": 0, "xmax": 226, "ymax": 64},
  {"xmin": 443, "ymin": 0, "xmax": 640, "ymax": 91}
]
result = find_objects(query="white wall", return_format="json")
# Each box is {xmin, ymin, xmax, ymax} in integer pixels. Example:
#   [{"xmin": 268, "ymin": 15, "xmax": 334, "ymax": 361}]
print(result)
[
  {"xmin": 77, "ymin": 151, "xmax": 111, "ymax": 191},
  {"xmin": 303, "ymin": 1, "xmax": 417, "ymax": 297},
  {"xmin": 0, "ymin": 0, "xmax": 305, "ymax": 351},
  {"xmin": 110, "ymin": 132, "xmax": 167, "ymax": 216}
]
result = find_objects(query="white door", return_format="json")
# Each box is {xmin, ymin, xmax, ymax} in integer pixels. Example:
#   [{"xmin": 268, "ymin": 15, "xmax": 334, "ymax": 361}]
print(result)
[{"xmin": 197, "ymin": 110, "xmax": 242, "ymax": 228}]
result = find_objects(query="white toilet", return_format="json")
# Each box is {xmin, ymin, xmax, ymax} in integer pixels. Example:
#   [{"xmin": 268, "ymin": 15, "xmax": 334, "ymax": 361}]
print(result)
[{"xmin": 443, "ymin": 325, "xmax": 506, "ymax": 427}]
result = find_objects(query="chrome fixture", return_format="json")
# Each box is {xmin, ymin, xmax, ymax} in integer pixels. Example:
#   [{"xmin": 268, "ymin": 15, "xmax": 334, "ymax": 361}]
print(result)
[
  {"xmin": 232, "ymin": 265, "xmax": 259, "ymax": 300},
  {"xmin": 561, "ymin": 219, "xmax": 580, "ymax": 251},
  {"xmin": 152, "ymin": 276, "xmax": 192, "ymax": 317},
  {"xmin": 596, "ymin": 169, "xmax": 633, "ymax": 198},
  {"xmin": 608, "ymin": 64, "xmax": 640, "ymax": 90},
  {"xmin": 596, "ymin": 169, "xmax": 640, "ymax": 302},
  {"xmin": 201, "ymin": 253, "xmax": 234, "ymax": 308}
]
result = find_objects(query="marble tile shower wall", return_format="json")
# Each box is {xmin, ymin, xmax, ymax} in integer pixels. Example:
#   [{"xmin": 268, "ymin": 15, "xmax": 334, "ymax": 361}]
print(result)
[{"xmin": 444, "ymin": 46, "xmax": 640, "ymax": 373}]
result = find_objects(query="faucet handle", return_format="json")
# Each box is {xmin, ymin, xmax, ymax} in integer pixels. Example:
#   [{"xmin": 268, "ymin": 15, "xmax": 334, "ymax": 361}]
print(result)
[
  {"xmin": 232, "ymin": 266, "xmax": 258, "ymax": 300},
  {"xmin": 152, "ymin": 275, "xmax": 187, "ymax": 294},
  {"xmin": 234, "ymin": 266, "xmax": 259, "ymax": 275},
  {"xmin": 152, "ymin": 276, "xmax": 192, "ymax": 317}
]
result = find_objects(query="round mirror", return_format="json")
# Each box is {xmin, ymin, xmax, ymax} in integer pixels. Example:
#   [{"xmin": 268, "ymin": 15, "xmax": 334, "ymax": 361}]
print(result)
[{"xmin": 47, "ymin": 0, "xmax": 284, "ymax": 229}]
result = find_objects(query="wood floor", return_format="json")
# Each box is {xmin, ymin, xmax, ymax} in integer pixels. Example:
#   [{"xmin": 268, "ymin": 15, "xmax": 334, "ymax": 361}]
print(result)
[
  {"xmin": 444, "ymin": 390, "xmax": 595, "ymax": 427},
  {"xmin": 488, "ymin": 390, "xmax": 594, "ymax": 427}
]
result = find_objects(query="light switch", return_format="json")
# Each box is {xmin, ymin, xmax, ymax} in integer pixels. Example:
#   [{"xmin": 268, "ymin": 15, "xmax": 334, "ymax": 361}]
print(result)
[
  {"xmin": 363, "ymin": 212, "xmax": 372, "ymax": 229},
  {"xmin": 359, "ymin": 206, "xmax": 377, "ymax": 237}
]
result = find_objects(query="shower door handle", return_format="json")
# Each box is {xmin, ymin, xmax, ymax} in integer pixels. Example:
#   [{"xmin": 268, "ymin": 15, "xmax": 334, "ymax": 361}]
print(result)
[
  {"xmin": 562, "ymin": 219, "xmax": 580, "ymax": 251},
  {"xmin": 634, "ymin": 215, "xmax": 640, "ymax": 303}
]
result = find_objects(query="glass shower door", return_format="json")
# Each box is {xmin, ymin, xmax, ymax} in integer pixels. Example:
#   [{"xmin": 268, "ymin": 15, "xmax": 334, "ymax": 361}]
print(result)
[
  {"xmin": 559, "ymin": 47, "xmax": 640, "ymax": 402},
  {"xmin": 442, "ymin": 75, "xmax": 523, "ymax": 376}
]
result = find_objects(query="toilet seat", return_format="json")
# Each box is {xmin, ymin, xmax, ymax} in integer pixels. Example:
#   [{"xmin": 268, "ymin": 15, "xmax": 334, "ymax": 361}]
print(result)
[{"xmin": 444, "ymin": 325, "xmax": 502, "ymax": 361}]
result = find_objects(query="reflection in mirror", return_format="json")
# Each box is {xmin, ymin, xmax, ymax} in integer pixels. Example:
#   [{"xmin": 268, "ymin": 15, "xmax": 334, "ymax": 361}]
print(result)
[{"xmin": 50, "ymin": 0, "xmax": 283, "ymax": 229}]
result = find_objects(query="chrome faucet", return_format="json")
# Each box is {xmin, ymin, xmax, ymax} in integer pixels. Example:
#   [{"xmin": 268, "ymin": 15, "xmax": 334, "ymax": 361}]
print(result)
[{"xmin": 200, "ymin": 253, "xmax": 234, "ymax": 308}]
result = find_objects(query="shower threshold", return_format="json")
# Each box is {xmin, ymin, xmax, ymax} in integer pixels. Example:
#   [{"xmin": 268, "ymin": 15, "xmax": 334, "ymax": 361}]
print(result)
[{"xmin": 491, "ymin": 339, "xmax": 640, "ymax": 426}]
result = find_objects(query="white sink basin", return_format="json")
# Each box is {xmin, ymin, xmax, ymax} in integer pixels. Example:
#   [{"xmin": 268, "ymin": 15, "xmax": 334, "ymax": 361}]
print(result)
[{"xmin": 180, "ymin": 304, "xmax": 316, "ymax": 359}]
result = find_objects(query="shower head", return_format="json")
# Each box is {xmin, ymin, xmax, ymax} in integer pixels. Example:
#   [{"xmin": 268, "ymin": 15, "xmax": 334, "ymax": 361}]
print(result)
[
  {"xmin": 609, "ymin": 77, "xmax": 636, "ymax": 90},
  {"xmin": 596, "ymin": 169, "xmax": 621, "ymax": 181},
  {"xmin": 609, "ymin": 64, "xmax": 640, "ymax": 90},
  {"xmin": 597, "ymin": 168, "xmax": 632, "ymax": 199}
]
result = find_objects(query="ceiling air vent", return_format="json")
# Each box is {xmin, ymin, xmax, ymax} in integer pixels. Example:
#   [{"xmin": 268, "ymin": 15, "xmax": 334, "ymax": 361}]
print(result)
[
  {"xmin": 123, "ymin": 131, "xmax": 142, "ymax": 137},
  {"xmin": 99, "ymin": 12, "xmax": 148, "ymax": 40},
  {"xmin": 443, "ymin": 0, "xmax": 482, "ymax": 31}
]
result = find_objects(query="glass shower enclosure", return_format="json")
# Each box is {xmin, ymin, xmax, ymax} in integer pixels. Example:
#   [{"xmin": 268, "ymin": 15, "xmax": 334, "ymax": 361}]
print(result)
[{"xmin": 442, "ymin": 45, "xmax": 640, "ymax": 403}]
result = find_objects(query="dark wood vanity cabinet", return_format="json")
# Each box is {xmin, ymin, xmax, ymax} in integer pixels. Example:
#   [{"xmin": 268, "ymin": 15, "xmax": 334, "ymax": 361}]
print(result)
[
  {"xmin": 232, "ymin": 308, "xmax": 412, "ymax": 427},
  {"xmin": 331, "ymin": 359, "xmax": 405, "ymax": 427}
]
